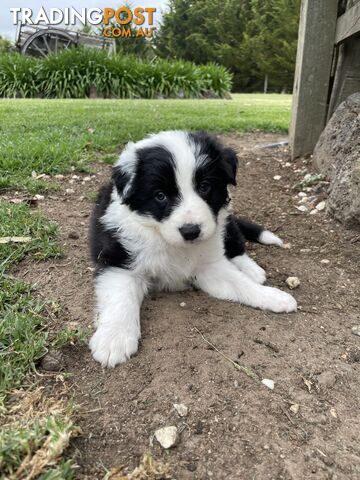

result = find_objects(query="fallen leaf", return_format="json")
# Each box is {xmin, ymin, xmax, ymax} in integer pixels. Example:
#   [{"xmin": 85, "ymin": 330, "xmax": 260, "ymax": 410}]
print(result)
[
  {"xmin": 302, "ymin": 376, "xmax": 312, "ymax": 393},
  {"xmin": 0, "ymin": 236, "xmax": 32, "ymax": 244}
]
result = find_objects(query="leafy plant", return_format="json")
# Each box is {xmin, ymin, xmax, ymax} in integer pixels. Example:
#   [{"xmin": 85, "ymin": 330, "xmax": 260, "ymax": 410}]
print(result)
[{"xmin": 0, "ymin": 49, "xmax": 233, "ymax": 99}]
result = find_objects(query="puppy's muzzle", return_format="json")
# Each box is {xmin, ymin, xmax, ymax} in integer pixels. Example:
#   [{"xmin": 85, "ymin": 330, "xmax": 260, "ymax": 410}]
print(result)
[{"xmin": 179, "ymin": 223, "xmax": 201, "ymax": 241}]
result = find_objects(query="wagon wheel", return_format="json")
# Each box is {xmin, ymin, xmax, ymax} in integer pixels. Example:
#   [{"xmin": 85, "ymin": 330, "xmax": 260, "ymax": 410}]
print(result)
[{"xmin": 21, "ymin": 30, "xmax": 75, "ymax": 57}]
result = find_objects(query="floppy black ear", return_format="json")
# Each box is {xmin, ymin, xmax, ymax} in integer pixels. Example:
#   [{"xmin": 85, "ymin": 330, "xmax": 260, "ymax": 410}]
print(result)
[
  {"xmin": 112, "ymin": 165, "xmax": 131, "ymax": 199},
  {"xmin": 221, "ymin": 147, "xmax": 238, "ymax": 186}
]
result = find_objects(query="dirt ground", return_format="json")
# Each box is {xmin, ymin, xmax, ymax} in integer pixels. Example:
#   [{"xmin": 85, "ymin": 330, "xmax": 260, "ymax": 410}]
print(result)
[{"xmin": 13, "ymin": 133, "xmax": 360, "ymax": 479}]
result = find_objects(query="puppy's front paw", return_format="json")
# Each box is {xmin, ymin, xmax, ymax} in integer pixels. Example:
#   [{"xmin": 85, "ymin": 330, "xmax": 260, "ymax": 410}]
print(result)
[
  {"xmin": 89, "ymin": 327, "xmax": 139, "ymax": 368},
  {"xmin": 260, "ymin": 287, "xmax": 297, "ymax": 313}
]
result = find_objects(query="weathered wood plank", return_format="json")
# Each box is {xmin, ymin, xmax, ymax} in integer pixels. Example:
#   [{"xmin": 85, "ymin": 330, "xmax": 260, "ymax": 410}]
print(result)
[
  {"xmin": 335, "ymin": 2, "xmax": 360, "ymax": 44},
  {"xmin": 327, "ymin": 37, "xmax": 360, "ymax": 119},
  {"xmin": 290, "ymin": 0, "xmax": 338, "ymax": 159}
]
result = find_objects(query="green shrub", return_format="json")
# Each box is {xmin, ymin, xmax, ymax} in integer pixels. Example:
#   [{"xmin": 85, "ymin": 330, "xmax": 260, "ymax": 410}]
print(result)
[
  {"xmin": 0, "ymin": 54, "xmax": 38, "ymax": 98},
  {"xmin": 0, "ymin": 48, "xmax": 232, "ymax": 99}
]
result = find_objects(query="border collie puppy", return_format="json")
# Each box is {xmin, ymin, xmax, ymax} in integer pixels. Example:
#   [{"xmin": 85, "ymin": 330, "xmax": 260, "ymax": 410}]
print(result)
[{"xmin": 89, "ymin": 131, "xmax": 297, "ymax": 367}]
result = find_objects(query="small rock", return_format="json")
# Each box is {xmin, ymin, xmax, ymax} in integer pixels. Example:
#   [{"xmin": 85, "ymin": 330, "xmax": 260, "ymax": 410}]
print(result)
[
  {"xmin": 297, "ymin": 205, "xmax": 308, "ymax": 212},
  {"xmin": 65, "ymin": 188, "xmax": 75, "ymax": 195},
  {"xmin": 298, "ymin": 192, "xmax": 307, "ymax": 198},
  {"xmin": 173, "ymin": 403, "xmax": 188, "ymax": 417},
  {"xmin": 320, "ymin": 259, "xmax": 330, "ymax": 264},
  {"xmin": 310, "ymin": 209, "xmax": 318, "ymax": 215},
  {"xmin": 55, "ymin": 174, "xmax": 64, "ymax": 179},
  {"xmin": 33, "ymin": 194, "xmax": 44, "ymax": 201},
  {"xmin": 261, "ymin": 379, "xmax": 274, "ymax": 390},
  {"xmin": 330, "ymin": 408, "xmax": 338, "ymax": 418},
  {"xmin": 283, "ymin": 243, "xmax": 292, "ymax": 249},
  {"xmin": 285, "ymin": 276, "xmax": 300, "ymax": 289},
  {"xmin": 290, "ymin": 404, "xmax": 300, "ymax": 414},
  {"xmin": 351, "ymin": 325, "xmax": 360, "ymax": 337},
  {"xmin": 68, "ymin": 231, "xmax": 79, "ymax": 240},
  {"xmin": 40, "ymin": 350, "xmax": 64, "ymax": 371},
  {"xmin": 187, "ymin": 463, "xmax": 197, "ymax": 472},
  {"xmin": 154, "ymin": 426, "xmax": 179, "ymax": 449},
  {"xmin": 273, "ymin": 175, "xmax": 282, "ymax": 180},
  {"xmin": 316, "ymin": 200, "xmax": 326, "ymax": 211},
  {"xmin": 180, "ymin": 302, "xmax": 186, "ymax": 307}
]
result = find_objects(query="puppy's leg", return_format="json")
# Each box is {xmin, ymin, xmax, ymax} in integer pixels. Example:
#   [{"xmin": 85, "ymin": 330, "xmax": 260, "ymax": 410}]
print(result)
[
  {"xmin": 258, "ymin": 230, "xmax": 283, "ymax": 247},
  {"xmin": 89, "ymin": 267, "xmax": 147, "ymax": 367},
  {"xmin": 229, "ymin": 216, "xmax": 284, "ymax": 247},
  {"xmin": 195, "ymin": 258, "xmax": 296, "ymax": 313},
  {"xmin": 231, "ymin": 253, "xmax": 266, "ymax": 284}
]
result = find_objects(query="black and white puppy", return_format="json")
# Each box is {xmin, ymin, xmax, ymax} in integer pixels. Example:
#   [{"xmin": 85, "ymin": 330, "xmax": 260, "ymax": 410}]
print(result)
[{"xmin": 89, "ymin": 131, "xmax": 297, "ymax": 367}]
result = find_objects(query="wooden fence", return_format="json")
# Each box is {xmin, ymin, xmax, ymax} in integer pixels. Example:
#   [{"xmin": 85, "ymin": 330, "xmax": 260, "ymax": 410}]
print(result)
[{"xmin": 290, "ymin": 0, "xmax": 360, "ymax": 159}]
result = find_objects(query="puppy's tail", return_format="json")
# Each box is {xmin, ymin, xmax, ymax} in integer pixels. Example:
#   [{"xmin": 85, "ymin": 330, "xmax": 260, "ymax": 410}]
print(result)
[{"xmin": 232, "ymin": 215, "xmax": 283, "ymax": 247}]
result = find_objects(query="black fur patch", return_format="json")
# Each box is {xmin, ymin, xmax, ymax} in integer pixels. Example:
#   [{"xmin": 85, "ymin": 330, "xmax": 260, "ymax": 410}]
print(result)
[
  {"xmin": 90, "ymin": 183, "xmax": 132, "ymax": 272},
  {"xmin": 121, "ymin": 146, "xmax": 180, "ymax": 221},
  {"xmin": 190, "ymin": 132, "xmax": 238, "ymax": 215},
  {"xmin": 224, "ymin": 215, "xmax": 264, "ymax": 259}
]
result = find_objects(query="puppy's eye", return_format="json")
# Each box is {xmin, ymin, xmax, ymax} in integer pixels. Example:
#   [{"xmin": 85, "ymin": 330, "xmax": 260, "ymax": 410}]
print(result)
[
  {"xmin": 198, "ymin": 181, "xmax": 211, "ymax": 195},
  {"xmin": 154, "ymin": 191, "xmax": 167, "ymax": 202}
]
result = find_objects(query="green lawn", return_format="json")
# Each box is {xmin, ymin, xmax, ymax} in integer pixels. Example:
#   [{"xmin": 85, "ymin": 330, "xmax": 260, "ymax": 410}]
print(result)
[{"xmin": 0, "ymin": 94, "xmax": 292, "ymax": 192}]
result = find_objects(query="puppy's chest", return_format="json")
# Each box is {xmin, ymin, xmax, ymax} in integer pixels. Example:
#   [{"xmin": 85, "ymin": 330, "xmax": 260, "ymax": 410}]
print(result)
[{"xmin": 134, "ymin": 244, "xmax": 198, "ymax": 282}]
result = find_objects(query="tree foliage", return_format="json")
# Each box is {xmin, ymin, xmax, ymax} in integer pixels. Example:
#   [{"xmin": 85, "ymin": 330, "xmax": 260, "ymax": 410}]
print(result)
[{"xmin": 154, "ymin": 0, "xmax": 300, "ymax": 92}]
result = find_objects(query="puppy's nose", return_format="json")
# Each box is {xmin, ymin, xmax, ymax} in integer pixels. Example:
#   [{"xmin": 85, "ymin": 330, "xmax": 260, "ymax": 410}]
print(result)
[{"xmin": 179, "ymin": 223, "xmax": 201, "ymax": 241}]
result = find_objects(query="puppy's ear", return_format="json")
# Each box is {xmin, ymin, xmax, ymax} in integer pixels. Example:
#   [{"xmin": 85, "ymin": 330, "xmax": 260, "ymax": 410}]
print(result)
[
  {"xmin": 221, "ymin": 147, "xmax": 238, "ymax": 186},
  {"xmin": 112, "ymin": 165, "xmax": 131, "ymax": 200}
]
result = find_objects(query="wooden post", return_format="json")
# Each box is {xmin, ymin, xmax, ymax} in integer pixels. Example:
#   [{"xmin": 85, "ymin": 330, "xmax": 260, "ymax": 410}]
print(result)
[
  {"xmin": 264, "ymin": 74, "xmax": 268, "ymax": 94},
  {"xmin": 328, "ymin": 1, "xmax": 360, "ymax": 119},
  {"xmin": 290, "ymin": 0, "xmax": 338, "ymax": 159}
]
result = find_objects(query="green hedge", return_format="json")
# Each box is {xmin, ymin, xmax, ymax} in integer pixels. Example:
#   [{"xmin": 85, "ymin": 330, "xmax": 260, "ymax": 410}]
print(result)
[{"xmin": 0, "ymin": 49, "xmax": 232, "ymax": 99}]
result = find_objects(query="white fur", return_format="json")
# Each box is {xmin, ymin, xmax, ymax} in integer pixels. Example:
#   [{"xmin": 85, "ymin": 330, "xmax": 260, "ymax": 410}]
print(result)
[
  {"xmin": 231, "ymin": 253, "xmax": 266, "ymax": 284},
  {"xmin": 259, "ymin": 230, "xmax": 283, "ymax": 247},
  {"xmin": 90, "ymin": 132, "xmax": 296, "ymax": 367},
  {"xmin": 91, "ymin": 211, "xmax": 296, "ymax": 367},
  {"xmin": 194, "ymin": 258, "xmax": 297, "ymax": 313},
  {"xmin": 89, "ymin": 268, "xmax": 147, "ymax": 367}
]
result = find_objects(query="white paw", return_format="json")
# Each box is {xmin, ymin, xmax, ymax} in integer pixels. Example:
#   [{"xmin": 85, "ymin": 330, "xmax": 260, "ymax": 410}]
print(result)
[
  {"xmin": 231, "ymin": 254, "xmax": 266, "ymax": 284},
  {"xmin": 260, "ymin": 287, "xmax": 297, "ymax": 313},
  {"xmin": 89, "ymin": 327, "xmax": 139, "ymax": 368},
  {"xmin": 259, "ymin": 230, "xmax": 283, "ymax": 247},
  {"xmin": 243, "ymin": 263, "xmax": 266, "ymax": 284}
]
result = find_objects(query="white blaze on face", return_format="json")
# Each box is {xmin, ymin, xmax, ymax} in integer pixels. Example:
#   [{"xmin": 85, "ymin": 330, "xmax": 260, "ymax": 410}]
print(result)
[{"xmin": 154, "ymin": 132, "xmax": 217, "ymax": 246}]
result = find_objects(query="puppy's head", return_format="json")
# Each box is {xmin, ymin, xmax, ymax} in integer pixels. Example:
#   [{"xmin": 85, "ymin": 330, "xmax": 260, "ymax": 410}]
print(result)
[{"xmin": 112, "ymin": 131, "xmax": 238, "ymax": 247}]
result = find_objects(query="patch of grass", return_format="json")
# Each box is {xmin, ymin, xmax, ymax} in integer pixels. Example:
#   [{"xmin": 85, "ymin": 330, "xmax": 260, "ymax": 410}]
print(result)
[
  {"xmin": 0, "ymin": 94, "xmax": 291, "ymax": 192},
  {"xmin": 0, "ymin": 202, "xmax": 82, "ymax": 476},
  {"xmin": 84, "ymin": 190, "xmax": 98, "ymax": 203},
  {"xmin": 0, "ymin": 201, "xmax": 62, "ymax": 407},
  {"xmin": 52, "ymin": 326, "xmax": 89, "ymax": 349},
  {"xmin": 0, "ymin": 388, "xmax": 79, "ymax": 479},
  {"xmin": 0, "ymin": 201, "xmax": 62, "ymax": 266}
]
